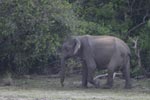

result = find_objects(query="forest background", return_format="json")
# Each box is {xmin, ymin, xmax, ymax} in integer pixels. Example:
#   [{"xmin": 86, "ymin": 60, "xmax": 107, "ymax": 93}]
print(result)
[{"xmin": 0, "ymin": 0, "xmax": 150, "ymax": 78}]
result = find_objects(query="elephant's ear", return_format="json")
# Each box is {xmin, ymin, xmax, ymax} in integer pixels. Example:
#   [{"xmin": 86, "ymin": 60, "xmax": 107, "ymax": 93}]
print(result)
[{"xmin": 73, "ymin": 38, "xmax": 81, "ymax": 55}]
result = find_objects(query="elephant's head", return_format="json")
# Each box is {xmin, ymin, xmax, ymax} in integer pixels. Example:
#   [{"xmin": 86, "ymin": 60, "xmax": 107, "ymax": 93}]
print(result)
[{"xmin": 60, "ymin": 37, "xmax": 81, "ymax": 87}]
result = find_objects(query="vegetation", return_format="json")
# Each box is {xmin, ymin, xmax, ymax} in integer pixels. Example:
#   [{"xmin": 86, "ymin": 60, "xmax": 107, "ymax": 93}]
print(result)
[{"xmin": 0, "ymin": 0, "xmax": 150, "ymax": 77}]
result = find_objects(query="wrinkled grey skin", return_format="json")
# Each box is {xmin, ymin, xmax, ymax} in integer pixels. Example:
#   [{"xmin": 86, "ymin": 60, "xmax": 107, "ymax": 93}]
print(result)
[{"xmin": 60, "ymin": 35, "xmax": 132, "ymax": 89}]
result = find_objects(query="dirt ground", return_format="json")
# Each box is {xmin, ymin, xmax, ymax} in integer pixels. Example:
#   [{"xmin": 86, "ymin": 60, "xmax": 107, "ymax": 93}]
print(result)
[{"xmin": 0, "ymin": 75, "xmax": 150, "ymax": 100}]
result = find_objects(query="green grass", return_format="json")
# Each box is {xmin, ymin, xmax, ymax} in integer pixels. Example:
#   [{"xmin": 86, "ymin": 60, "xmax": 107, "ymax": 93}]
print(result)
[{"xmin": 0, "ymin": 75, "xmax": 149, "ymax": 100}]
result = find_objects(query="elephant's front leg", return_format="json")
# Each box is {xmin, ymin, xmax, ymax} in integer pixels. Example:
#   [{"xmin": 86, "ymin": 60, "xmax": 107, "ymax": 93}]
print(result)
[
  {"xmin": 82, "ymin": 61, "xmax": 88, "ymax": 88},
  {"xmin": 86, "ymin": 60, "xmax": 100, "ymax": 88}
]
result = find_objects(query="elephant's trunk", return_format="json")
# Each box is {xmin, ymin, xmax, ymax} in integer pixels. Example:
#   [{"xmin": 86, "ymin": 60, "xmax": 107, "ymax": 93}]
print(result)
[{"xmin": 60, "ymin": 57, "xmax": 66, "ymax": 87}]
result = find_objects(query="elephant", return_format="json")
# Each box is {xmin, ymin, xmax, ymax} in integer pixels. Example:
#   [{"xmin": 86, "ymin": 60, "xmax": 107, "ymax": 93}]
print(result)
[{"xmin": 60, "ymin": 35, "xmax": 132, "ymax": 89}]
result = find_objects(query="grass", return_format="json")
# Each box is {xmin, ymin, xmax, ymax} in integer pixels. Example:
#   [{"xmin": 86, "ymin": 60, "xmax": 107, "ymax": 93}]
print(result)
[{"xmin": 0, "ymin": 75, "xmax": 150, "ymax": 100}]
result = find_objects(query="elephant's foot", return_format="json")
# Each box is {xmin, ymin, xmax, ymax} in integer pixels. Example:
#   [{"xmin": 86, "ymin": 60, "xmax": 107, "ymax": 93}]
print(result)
[
  {"xmin": 89, "ymin": 80, "xmax": 100, "ymax": 88},
  {"xmin": 81, "ymin": 85, "xmax": 88, "ymax": 88},
  {"xmin": 94, "ymin": 80, "xmax": 100, "ymax": 88},
  {"xmin": 94, "ymin": 83, "xmax": 100, "ymax": 88},
  {"xmin": 124, "ymin": 84, "xmax": 132, "ymax": 89},
  {"xmin": 102, "ymin": 84, "xmax": 113, "ymax": 89},
  {"xmin": 82, "ymin": 82, "xmax": 88, "ymax": 88}
]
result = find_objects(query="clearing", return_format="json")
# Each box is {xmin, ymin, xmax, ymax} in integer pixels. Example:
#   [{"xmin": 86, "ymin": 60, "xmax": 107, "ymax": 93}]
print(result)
[{"xmin": 0, "ymin": 75, "xmax": 149, "ymax": 100}]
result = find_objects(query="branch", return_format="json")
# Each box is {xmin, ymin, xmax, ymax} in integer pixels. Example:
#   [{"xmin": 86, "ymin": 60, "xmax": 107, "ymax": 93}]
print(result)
[
  {"xmin": 129, "ymin": 36, "xmax": 139, "ymax": 49},
  {"xmin": 127, "ymin": 21, "xmax": 146, "ymax": 35},
  {"xmin": 129, "ymin": 36, "xmax": 149, "ymax": 77},
  {"xmin": 94, "ymin": 73, "xmax": 108, "ymax": 80},
  {"xmin": 94, "ymin": 72, "xmax": 122, "ymax": 80},
  {"xmin": 126, "ymin": 11, "xmax": 149, "ymax": 36}
]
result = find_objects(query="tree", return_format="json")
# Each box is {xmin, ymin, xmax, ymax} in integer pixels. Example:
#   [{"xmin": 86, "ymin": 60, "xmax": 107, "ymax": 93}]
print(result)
[{"xmin": 0, "ymin": 0, "xmax": 77, "ymax": 75}]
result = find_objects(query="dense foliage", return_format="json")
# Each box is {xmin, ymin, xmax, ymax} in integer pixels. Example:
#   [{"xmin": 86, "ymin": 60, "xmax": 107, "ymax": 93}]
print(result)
[
  {"xmin": 0, "ymin": 0, "xmax": 150, "ymax": 77},
  {"xmin": 0, "ymin": 0, "xmax": 75, "ymax": 74}
]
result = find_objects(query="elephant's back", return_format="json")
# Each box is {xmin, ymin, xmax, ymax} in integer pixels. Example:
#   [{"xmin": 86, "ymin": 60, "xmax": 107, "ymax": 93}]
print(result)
[{"xmin": 87, "ymin": 35, "xmax": 130, "ymax": 55}]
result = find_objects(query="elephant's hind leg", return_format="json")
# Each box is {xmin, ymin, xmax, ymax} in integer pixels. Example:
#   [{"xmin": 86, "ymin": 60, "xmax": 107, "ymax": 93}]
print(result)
[
  {"xmin": 103, "ymin": 59, "xmax": 116, "ymax": 89},
  {"xmin": 123, "ymin": 56, "xmax": 132, "ymax": 89},
  {"xmin": 102, "ymin": 69, "xmax": 114, "ymax": 89}
]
